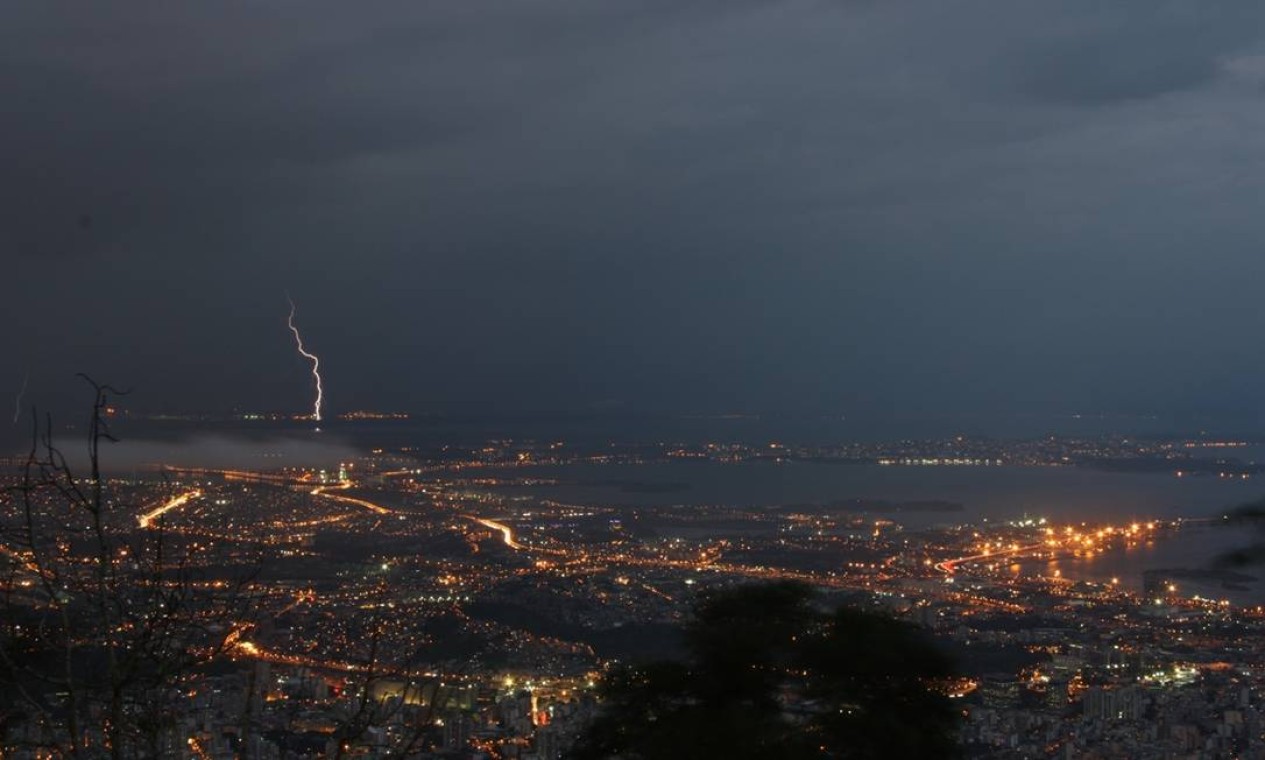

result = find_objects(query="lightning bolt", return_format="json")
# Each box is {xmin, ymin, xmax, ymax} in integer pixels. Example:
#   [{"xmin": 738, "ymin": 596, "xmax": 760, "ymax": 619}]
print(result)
[
  {"xmin": 286, "ymin": 293, "xmax": 324, "ymax": 422},
  {"xmin": 13, "ymin": 371, "xmax": 28, "ymax": 425}
]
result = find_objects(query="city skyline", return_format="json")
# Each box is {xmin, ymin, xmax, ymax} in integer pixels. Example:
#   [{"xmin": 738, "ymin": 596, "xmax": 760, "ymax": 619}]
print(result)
[{"xmin": 7, "ymin": 411, "xmax": 1265, "ymax": 757}]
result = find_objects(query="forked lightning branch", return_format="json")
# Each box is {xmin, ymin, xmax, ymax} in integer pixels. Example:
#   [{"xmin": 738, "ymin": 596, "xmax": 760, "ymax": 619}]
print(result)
[{"xmin": 285, "ymin": 293, "xmax": 324, "ymax": 423}]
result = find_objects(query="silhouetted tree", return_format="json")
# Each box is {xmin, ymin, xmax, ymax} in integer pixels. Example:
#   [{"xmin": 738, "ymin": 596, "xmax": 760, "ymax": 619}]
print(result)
[
  {"xmin": 1215, "ymin": 497, "xmax": 1265, "ymax": 568},
  {"xmin": 574, "ymin": 581, "xmax": 961, "ymax": 760},
  {"xmin": 327, "ymin": 615, "xmax": 459, "ymax": 759},
  {"xmin": 0, "ymin": 377, "xmax": 256, "ymax": 758}
]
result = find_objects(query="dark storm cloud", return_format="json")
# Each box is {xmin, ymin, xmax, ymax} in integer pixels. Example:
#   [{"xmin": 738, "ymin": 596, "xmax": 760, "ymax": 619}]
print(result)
[
  {"xmin": 4, "ymin": 0, "xmax": 1265, "ymax": 423},
  {"xmin": 1010, "ymin": 4, "xmax": 1263, "ymax": 104}
]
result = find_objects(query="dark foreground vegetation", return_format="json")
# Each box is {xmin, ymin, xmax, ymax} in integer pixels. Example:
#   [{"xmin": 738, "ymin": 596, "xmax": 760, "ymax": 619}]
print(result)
[{"xmin": 574, "ymin": 581, "xmax": 961, "ymax": 760}]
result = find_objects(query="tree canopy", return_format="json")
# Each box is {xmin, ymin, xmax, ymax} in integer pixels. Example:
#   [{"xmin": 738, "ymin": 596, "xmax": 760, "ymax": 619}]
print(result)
[{"xmin": 574, "ymin": 581, "xmax": 961, "ymax": 760}]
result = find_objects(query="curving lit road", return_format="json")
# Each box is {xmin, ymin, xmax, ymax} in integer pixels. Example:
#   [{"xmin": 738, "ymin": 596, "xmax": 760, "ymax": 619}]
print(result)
[
  {"xmin": 935, "ymin": 542, "xmax": 1041, "ymax": 575},
  {"xmin": 229, "ymin": 637, "xmax": 458, "ymax": 681},
  {"xmin": 138, "ymin": 490, "xmax": 202, "ymax": 529},
  {"xmin": 464, "ymin": 515, "xmax": 524, "ymax": 550},
  {"xmin": 311, "ymin": 482, "xmax": 390, "ymax": 514}
]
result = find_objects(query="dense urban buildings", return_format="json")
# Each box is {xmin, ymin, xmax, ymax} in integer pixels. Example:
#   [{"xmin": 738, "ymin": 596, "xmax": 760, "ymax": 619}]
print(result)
[{"xmin": 5, "ymin": 428, "xmax": 1265, "ymax": 758}]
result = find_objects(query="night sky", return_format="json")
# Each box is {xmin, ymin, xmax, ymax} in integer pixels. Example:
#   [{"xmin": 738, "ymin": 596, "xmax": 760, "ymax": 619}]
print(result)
[{"xmin": 6, "ymin": 2, "xmax": 1265, "ymax": 424}]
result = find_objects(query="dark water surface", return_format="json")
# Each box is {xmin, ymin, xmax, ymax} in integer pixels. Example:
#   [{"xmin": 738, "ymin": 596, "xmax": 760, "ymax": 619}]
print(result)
[
  {"xmin": 490, "ymin": 460, "xmax": 1256, "ymax": 524},
  {"xmin": 486, "ymin": 460, "xmax": 1265, "ymax": 602}
]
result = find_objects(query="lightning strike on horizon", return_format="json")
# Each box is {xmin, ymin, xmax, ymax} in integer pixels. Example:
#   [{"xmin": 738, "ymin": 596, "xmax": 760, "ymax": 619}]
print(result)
[
  {"xmin": 13, "ymin": 371, "xmax": 28, "ymax": 425},
  {"xmin": 285, "ymin": 294, "xmax": 324, "ymax": 423}
]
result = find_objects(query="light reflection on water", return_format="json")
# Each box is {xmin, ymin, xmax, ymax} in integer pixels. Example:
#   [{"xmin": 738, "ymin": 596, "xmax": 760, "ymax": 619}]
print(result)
[
  {"xmin": 493, "ymin": 461, "xmax": 1265, "ymax": 603},
  {"xmin": 1018, "ymin": 524, "xmax": 1265, "ymax": 604}
]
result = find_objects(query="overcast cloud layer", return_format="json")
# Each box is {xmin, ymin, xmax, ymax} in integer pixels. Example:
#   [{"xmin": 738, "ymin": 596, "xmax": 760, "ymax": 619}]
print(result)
[{"xmin": 5, "ymin": 1, "xmax": 1265, "ymax": 426}]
